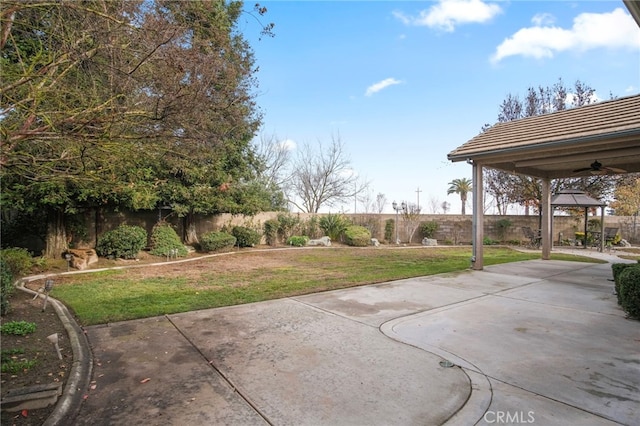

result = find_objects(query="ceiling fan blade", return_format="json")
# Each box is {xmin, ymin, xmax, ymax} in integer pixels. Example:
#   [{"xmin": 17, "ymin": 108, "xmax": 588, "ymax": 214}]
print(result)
[
  {"xmin": 572, "ymin": 167, "xmax": 592, "ymax": 173},
  {"xmin": 602, "ymin": 166, "xmax": 627, "ymax": 174}
]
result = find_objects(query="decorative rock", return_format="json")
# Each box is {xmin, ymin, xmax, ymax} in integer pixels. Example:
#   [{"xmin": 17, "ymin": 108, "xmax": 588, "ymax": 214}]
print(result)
[
  {"xmin": 619, "ymin": 239, "xmax": 631, "ymax": 248},
  {"xmin": 65, "ymin": 248, "xmax": 99, "ymax": 270},
  {"xmin": 307, "ymin": 236, "xmax": 331, "ymax": 247},
  {"xmin": 422, "ymin": 238, "xmax": 438, "ymax": 246},
  {"xmin": 371, "ymin": 238, "xmax": 380, "ymax": 247}
]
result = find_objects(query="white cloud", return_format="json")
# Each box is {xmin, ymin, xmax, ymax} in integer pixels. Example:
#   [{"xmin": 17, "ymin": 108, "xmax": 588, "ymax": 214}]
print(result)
[
  {"xmin": 393, "ymin": 0, "xmax": 502, "ymax": 32},
  {"xmin": 365, "ymin": 78, "xmax": 402, "ymax": 97},
  {"xmin": 491, "ymin": 8, "xmax": 640, "ymax": 64},
  {"xmin": 279, "ymin": 138, "xmax": 296, "ymax": 151},
  {"xmin": 626, "ymin": 86, "xmax": 638, "ymax": 93},
  {"xmin": 531, "ymin": 13, "xmax": 555, "ymax": 27}
]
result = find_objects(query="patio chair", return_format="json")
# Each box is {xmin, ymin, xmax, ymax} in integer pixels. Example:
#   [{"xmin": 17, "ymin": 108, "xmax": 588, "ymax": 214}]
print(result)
[{"xmin": 522, "ymin": 226, "xmax": 541, "ymax": 249}]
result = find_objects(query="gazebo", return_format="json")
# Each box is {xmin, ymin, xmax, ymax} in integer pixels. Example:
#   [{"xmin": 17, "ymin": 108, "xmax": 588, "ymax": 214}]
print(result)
[
  {"xmin": 551, "ymin": 190, "xmax": 606, "ymax": 250},
  {"xmin": 448, "ymin": 94, "xmax": 640, "ymax": 270}
]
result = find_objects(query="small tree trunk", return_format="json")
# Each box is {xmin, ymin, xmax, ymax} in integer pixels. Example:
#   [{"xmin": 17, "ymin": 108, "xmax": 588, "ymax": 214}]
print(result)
[
  {"xmin": 45, "ymin": 209, "xmax": 68, "ymax": 259},
  {"xmin": 183, "ymin": 213, "xmax": 199, "ymax": 245}
]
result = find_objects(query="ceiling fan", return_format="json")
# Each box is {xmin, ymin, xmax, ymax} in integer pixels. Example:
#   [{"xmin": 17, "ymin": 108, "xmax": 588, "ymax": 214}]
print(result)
[{"xmin": 572, "ymin": 160, "xmax": 627, "ymax": 175}]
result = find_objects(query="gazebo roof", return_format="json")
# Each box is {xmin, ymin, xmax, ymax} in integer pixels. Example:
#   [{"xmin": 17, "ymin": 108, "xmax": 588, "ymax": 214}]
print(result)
[
  {"xmin": 447, "ymin": 94, "xmax": 640, "ymax": 179},
  {"xmin": 551, "ymin": 190, "xmax": 605, "ymax": 208}
]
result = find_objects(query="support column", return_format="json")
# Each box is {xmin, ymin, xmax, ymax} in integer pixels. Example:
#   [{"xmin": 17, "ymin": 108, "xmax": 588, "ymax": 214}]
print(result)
[
  {"xmin": 541, "ymin": 178, "xmax": 551, "ymax": 260},
  {"xmin": 472, "ymin": 162, "xmax": 484, "ymax": 270}
]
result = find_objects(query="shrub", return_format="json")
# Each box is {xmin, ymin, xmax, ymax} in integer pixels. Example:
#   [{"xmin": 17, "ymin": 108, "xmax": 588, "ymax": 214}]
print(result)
[
  {"xmin": 96, "ymin": 225, "xmax": 147, "ymax": 259},
  {"xmin": 1, "ymin": 320, "xmax": 36, "ymax": 336},
  {"xmin": 319, "ymin": 214, "xmax": 349, "ymax": 242},
  {"xmin": 483, "ymin": 237, "xmax": 499, "ymax": 245},
  {"xmin": 420, "ymin": 221, "xmax": 439, "ymax": 239},
  {"xmin": 149, "ymin": 223, "xmax": 188, "ymax": 257},
  {"xmin": 496, "ymin": 218, "xmax": 512, "ymax": 241},
  {"xmin": 0, "ymin": 259, "xmax": 13, "ymax": 316},
  {"xmin": 343, "ymin": 225, "xmax": 371, "ymax": 247},
  {"xmin": 287, "ymin": 236, "xmax": 309, "ymax": 247},
  {"xmin": 232, "ymin": 226, "xmax": 261, "ymax": 248},
  {"xmin": 619, "ymin": 265, "xmax": 640, "ymax": 319},
  {"xmin": 277, "ymin": 213, "xmax": 300, "ymax": 242},
  {"xmin": 302, "ymin": 216, "xmax": 321, "ymax": 239},
  {"xmin": 612, "ymin": 263, "xmax": 637, "ymax": 305},
  {"xmin": 200, "ymin": 232, "xmax": 236, "ymax": 252},
  {"xmin": 263, "ymin": 219, "xmax": 280, "ymax": 246},
  {"xmin": 384, "ymin": 219, "xmax": 394, "ymax": 243},
  {"xmin": 0, "ymin": 247, "xmax": 34, "ymax": 277}
]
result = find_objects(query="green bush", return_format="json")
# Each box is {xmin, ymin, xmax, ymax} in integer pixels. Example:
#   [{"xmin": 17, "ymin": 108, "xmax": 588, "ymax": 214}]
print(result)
[
  {"xmin": 0, "ymin": 247, "xmax": 34, "ymax": 277},
  {"xmin": 1, "ymin": 320, "xmax": 36, "ymax": 336},
  {"xmin": 149, "ymin": 223, "xmax": 188, "ymax": 257},
  {"xmin": 96, "ymin": 225, "xmax": 147, "ymax": 259},
  {"xmin": 287, "ymin": 236, "xmax": 309, "ymax": 247},
  {"xmin": 319, "ymin": 214, "xmax": 349, "ymax": 242},
  {"xmin": 496, "ymin": 218, "xmax": 512, "ymax": 241},
  {"xmin": 420, "ymin": 221, "xmax": 439, "ymax": 239},
  {"xmin": 302, "ymin": 216, "xmax": 321, "ymax": 239},
  {"xmin": 619, "ymin": 265, "xmax": 640, "ymax": 319},
  {"xmin": 232, "ymin": 226, "xmax": 261, "ymax": 248},
  {"xmin": 483, "ymin": 237, "xmax": 499, "ymax": 245},
  {"xmin": 612, "ymin": 263, "xmax": 637, "ymax": 305},
  {"xmin": 384, "ymin": 219, "xmax": 394, "ymax": 243},
  {"xmin": 0, "ymin": 259, "xmax": 13, "ymax": 316},
  {"xmin": 343, "ymin": 225, "xmax": 371, "ymax": 247},
  {"xmin": 263, "ymin": 219, "xmax": 279, "ymax": 246},
  {"xmin": 200, "ymin": 232, "xmax": 236, "ymax": 252},
  {"xmin": 277, "ymin": 213, "xmax": 300, "ymax": 242}
]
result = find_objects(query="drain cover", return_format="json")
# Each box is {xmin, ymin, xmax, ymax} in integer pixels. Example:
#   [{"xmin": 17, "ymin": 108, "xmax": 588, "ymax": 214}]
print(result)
[{"xmin": 439, "ymin": 360, "xmax": 455, "ymax": 368}]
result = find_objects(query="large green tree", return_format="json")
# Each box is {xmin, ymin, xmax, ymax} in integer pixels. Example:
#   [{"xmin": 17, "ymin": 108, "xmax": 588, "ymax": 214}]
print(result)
[{"xmin": 1, "ymin": 0, "xmax": 274, "ymax": 255}]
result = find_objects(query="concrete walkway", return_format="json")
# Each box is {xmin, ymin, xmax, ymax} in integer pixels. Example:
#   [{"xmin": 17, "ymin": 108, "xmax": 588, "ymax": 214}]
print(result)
[{"xmin": 54, "ymin": 250, "xmax": 640, "ymax": 425}]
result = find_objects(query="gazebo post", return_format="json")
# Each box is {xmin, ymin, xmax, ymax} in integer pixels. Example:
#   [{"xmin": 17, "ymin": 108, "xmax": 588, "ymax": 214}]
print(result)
[
  {"xmin": 471, "ymin": 162, "xmax": 484, "ymax": 270},
  {"xmin": 584, "ymin": 209, "xmax": 588, "ymax": 249},
  {"xmin": 541, "ymin": 178, "xmax": 551, "ymax": 260},
  {"xmin": 600, "ymin": 205, "xmax": 606, "ymax": 252}
]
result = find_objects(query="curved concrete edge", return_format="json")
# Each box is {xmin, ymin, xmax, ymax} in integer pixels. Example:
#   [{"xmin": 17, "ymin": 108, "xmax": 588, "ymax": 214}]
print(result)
[
  {"xmin": 380, "ymin": 317, "xmax": 493, "ymax": 425},
  {"xmin": 15, "ymin": 277, "xmax": 93, "ymax": 426}
]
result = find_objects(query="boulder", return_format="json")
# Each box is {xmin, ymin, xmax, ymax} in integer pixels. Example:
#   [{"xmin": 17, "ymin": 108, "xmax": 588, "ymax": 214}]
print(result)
[
  {"xmin": 65, "ymin": 249, "xmax": 99, "ymax": 270},
  {"xmin": 308, "ymin": 236, "xmax": 331, "ymax": 247},
  {"xmin": 371, "ymin": 238, "xmax": 380, "ymax": 247},
  {"xmin": 422, "ymin": 238, "xmax": 438, "ymax": 246}
]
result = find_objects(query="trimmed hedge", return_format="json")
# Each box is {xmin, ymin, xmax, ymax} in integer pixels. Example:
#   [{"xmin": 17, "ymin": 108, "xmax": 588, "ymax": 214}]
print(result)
[
  {"xmin": 150, "ymin": 224, "xmax": 188, "ymax": 257},
  {"xmin": 231, "ymin": 226, "xmax": 261, "ymax": 248},
  {"xmin": 619, "ymin": 264, "xmax": 640, "ymax": 319},
  {"xmin": 200, "ymin": 232, "xmax": 236, "ymax": 252},
  {"xmin": 612, "ymin": 263, "xmax": 638, "ymax": 305},
  {"xmin": 96, "ymin": 225, "xmax": 147, "ymax": 259},
  {"xmin": 287, "ymin": 236, "xmax": 309, "ymax": 247},
  {"xmin": 343, "ymin": 225, "xmax": 371, "ymax": 247}
]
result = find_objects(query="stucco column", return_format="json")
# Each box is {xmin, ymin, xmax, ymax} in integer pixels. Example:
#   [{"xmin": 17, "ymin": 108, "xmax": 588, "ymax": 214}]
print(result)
[
  {"xmin": 541, "ymin": 178, "xmax": 551, "ymax": 260},
  {"xmin": 472, "ymin": 162, "xmax": 484, "ymax": 270}
]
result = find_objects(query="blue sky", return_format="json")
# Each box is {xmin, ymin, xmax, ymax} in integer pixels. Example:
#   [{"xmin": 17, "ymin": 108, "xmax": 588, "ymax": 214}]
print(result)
[{"xmin": 242, "ymin": 1, "xmax": 640, "ymax": 214}]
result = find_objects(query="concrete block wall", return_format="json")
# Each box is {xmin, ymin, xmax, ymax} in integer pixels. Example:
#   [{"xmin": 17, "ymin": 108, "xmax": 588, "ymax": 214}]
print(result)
[{"xmin": 78, "ymin": 209, "xmax": 639, "ymax": 248}]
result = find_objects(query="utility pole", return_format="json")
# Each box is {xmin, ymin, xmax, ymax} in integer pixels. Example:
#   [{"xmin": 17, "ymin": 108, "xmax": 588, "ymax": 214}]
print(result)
[{"xmin": 416, "ymin": 187, "xmax": 422, "ymax": 211}]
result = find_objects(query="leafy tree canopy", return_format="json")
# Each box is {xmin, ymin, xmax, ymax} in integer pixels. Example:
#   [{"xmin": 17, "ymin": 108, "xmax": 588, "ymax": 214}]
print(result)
[{"xmin": 1, "ymin": 0, "xmax": 275, "ymax": 256}]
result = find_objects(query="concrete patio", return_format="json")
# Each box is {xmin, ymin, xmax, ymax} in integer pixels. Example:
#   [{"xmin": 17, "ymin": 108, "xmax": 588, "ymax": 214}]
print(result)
[{"xmin": 69, "ymin": 253, "xmax": 639, "ymax": 425}]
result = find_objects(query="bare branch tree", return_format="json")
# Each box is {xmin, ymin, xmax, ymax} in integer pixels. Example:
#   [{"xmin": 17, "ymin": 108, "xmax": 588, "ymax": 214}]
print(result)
[
  {"xmin": 374, "ymin": 193, "xmax": 387, "ymax": 214},
  {"xmin": 253, "ymin": 132, "xmax": 292, "ymax": 190},
  {"xmin": 288, "ymin": 135, "xmax": 363, "ymax": 213}
]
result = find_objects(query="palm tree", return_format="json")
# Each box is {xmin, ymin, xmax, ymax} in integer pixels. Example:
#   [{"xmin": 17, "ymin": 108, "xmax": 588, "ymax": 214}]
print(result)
[{"xmin": 447, "ymin": 178, "xmax": 472, "ymax": 215}]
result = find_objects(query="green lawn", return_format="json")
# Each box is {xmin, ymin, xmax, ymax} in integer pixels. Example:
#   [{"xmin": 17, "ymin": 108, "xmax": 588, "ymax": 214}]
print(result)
[{"xmin": 48, "ymin": 246, "xmax": 604, "ymax": 325}]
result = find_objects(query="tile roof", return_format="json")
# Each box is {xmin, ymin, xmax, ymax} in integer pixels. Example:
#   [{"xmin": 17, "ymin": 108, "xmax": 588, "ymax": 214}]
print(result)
[{"xmin": 448, "ymin": 94, "xmax": 640, "ymax": 178}]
